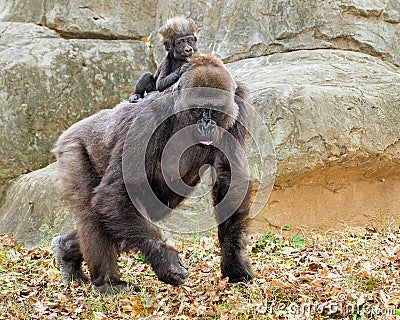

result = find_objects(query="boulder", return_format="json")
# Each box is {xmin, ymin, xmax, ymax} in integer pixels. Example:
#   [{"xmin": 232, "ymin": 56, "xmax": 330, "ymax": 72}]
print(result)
[
  {"xmin": 229, "ymin": 50, "xmax": 400, "ymax": 179},
  {"xmin": 0, "ymin": 0, "xmax": 45, "ymax": 24},
  {"xmin": 0, "ymin": 22, "xmax": 154, "ymax": 194},
  {"xmin": 228, "ymin": 49, "xmax": 400, "ymax": 231},
  {"xmin": 155, "ymin": 0, "xmax": 400, "ymax": 66},
  {"xmin": 2, "ymin": 0, "xmax": 398, "ymax": 64},
  {"xmin": 44, "ymin": 0, "xmax": 157, "ymax": 39},
  {"xmin": 0, "ymin": 0, "xmax": 158, "ymax": 39},
  {"xmin": 0, "ymin": 164, "xmax": 73, "ymax": 248}
]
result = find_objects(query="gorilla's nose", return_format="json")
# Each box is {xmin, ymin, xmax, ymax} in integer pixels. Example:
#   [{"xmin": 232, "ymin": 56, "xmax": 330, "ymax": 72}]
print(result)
[
  {"xmin": 184, "ymin": 47, "xmax": 194, "ymax": 56},
  {"xmin": 197, "ymin": 118, "xmax": 216, "ymax": 137}
]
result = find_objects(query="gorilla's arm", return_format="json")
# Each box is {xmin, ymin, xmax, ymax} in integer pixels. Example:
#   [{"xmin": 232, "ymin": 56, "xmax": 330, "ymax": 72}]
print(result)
[
  {"xmin": 91, "ymin": 140, "xmax": 188, "ymax": 286},
  {"xmin": 91, "ymin": 140, "xmax": 161, "ymax": 247},
  {"xmin": 132, "ymin": 72, "xmax": 156, "ymax": 100},
  {"xmin": 155, "ymin": 53, "xmax": 182, "ymax": 91},
  {"xmin": 212, "ymin": 149, "xmax": 253, "ymax": 283},
  {"xmin": 211, "ymin": 82, "xmax": 254, "ymax": 283}
]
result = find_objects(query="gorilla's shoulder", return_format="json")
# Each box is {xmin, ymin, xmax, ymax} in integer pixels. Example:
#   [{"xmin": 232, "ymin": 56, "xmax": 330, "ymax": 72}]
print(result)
[{"xmin": 113, "ymin": 91, "xmax": 172, "ymax": 118}]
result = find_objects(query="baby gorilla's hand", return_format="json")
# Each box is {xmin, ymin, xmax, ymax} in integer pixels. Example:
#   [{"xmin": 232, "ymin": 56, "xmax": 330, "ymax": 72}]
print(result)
[{"xmin": 179, "ymin": 62, "xmax": 192, "ymax": 76}]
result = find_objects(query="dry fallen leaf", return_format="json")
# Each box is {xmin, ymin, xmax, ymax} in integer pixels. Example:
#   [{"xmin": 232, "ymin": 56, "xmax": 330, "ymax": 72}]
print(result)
[
  {"xmin": 271, "ymin": 279, "xmax": 292, "ymax": 288},
  {"xmin": 1, "ymin": 230, "xmax": 399, "ymax": 319}
]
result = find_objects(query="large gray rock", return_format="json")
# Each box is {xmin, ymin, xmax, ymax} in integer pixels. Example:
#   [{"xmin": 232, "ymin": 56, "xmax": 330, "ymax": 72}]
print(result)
[
  {"xmin": 0, "ymin": 0, "xmax": 45, "ymax": 24},
  {"xmin": 0, "ymin": 163, "xmax": 73, "ymax": 247},
  {"xmin": 2, "ymin": 1, "xmax": 398, "ymax": 64},
  {"xmin": 155, "ymin": 0, "xmax": 400, "ymax": 66},
  {"xmin": 229, "ymin": 49, "xmax": 400, "ymax": 181},
  {"xmin": 228, "ymin": 49, "xmax": 400, "ymax": 231},
  {"xmin": 0, "ymin": 0, "xmax": 158, "ymax": 39},
  {"xmin": 0, "ymin": 22, "xmax": 152, "ymax": 193},
  {"xmin": 44, "ymin": 0, "xmax": 157, "ymax": 39}
]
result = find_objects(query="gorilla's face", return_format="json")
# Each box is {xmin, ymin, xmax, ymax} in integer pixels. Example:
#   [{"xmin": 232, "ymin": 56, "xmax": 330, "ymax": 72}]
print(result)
[
  {"xmin": 173, "ymin": 35, "xmax": 198, "ymax": 60},
  {"xmin": 171, "ymin": 55, "xmax": 240, "ymax": 146},
  {"xmin": 174, "ymin": 88, "xmax": 239, "ymax": 146}
]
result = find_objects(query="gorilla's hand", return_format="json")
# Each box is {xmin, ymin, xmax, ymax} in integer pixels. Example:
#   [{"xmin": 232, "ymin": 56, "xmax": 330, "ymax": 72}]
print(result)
[
  {"xmin": 150, "ymin": 243, "xmax": 188, "ymax": 286},
  {"xmin": 179, "ymin": 62, "xmax": 192, "ymax": 76}
]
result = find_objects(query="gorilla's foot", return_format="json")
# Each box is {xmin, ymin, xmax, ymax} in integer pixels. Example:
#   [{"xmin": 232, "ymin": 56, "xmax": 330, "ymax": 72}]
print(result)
[
  {"xmin": 128, "ymin": 94, "xmax": 140, "ymax": 103},
  {"xmin": 221, "ymin": 254, "xmax": 254, "ymax": 284},
  {"xmin": 227, "ymin": 271, "xmax": 254, "ymax": 284},
  {"xmin": 92, "ymin": 280, "xmax": 132, "ymax": 295},
  {"xmin": 51, "ymin": 236, "xmax": 90, "ymax": 285}
]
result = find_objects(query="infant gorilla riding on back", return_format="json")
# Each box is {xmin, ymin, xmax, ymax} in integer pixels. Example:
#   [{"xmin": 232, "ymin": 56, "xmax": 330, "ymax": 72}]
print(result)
[{"xmin": 52, "ymin": 54, "xmax": 254, "ymax": 293}]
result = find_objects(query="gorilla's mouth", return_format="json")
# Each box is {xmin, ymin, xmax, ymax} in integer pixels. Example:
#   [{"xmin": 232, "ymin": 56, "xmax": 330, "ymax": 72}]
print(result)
[
  {"xmin": 200, "ymin": 140, "xmax": 213, "ymax": 145},
  {"xmin": 183, "ymin": 52, "xmax": 194, "ymax": 58}
]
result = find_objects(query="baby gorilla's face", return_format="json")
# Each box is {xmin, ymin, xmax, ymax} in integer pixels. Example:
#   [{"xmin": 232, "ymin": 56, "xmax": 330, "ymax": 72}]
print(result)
[{"xmin": 173, "ymin": 35, "xmax": 198, "ymax": 60}]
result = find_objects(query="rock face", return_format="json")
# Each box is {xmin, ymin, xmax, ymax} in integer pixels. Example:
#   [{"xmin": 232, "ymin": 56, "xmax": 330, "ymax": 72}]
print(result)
[
  {"xmin": 0, "ymin": 22, "xmax": 154, "ymax": 193},
  {"xmin": 0, "ymin": 0, "xmax": 158, "ymax": 39},
  {"xmin": 0, "ymin": 164, "xmax": 73, "ymax": 247},
  {"xmin": 155, "ymin": 0, "xmax": 400, "ymax": 66},
  {"xmin": 0, "ymin": 0, "xmax": 399, "ymax": 246},
  {"xmin": 228, "ymin": 50, "xmax": 400, "ymax": 231}
]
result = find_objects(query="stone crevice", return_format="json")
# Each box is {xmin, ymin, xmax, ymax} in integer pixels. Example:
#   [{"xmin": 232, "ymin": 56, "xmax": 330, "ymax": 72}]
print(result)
[
  {"xmin": 223, "ymin": 45, "xmax": 399, "ymax": 69},
  {"xmin": 40, "ymin": 25, "xmax": 142, "ymax": 41}
]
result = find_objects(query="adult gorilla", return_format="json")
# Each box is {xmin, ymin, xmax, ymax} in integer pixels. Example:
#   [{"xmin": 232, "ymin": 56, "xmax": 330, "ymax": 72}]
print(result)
[{"xmin": 52, "ymin": 54, "xmax": 254, "ymax": 293}]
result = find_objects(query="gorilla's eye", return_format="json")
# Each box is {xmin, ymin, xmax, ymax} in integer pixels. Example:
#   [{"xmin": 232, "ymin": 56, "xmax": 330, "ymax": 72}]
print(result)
[
  {"xmin": 211, "ymin": 110, "xmax": 224, "ymax": 119},
  {"xmin": 192, "ymin": 108, "xmax": 204, "ymax": 117}
]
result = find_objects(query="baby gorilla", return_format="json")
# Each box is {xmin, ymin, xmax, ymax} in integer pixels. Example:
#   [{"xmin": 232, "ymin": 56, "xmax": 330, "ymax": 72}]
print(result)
[
  {"xmin": 129, "ymin": 16, "xmax": 198, "ymax": 102},
  {"xmin": 52, "ymin": 54, "xmax": 253, "ymax": 294}
]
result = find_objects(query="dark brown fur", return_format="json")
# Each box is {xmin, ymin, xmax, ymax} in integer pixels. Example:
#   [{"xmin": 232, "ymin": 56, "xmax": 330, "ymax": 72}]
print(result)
[{"xmin": 52, "ymin": 54, "xmax": 253, "ymax": 293}]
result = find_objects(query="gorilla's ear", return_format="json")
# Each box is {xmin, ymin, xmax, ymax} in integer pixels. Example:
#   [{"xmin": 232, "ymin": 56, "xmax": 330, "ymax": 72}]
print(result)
[
  {"xmin": 230, "ymin": 81, "xmax": 252, "ymax": 145},
  {"xmin": 163, "ymin": 39, "xmax": 173, "ymax": 51},
  {"xmin": 234, "ymin": 81, "xmax": 248, "ymax": 100},
  {"xmin": 234, "ymin": 81, "xmax": 251, "ymax": 122}
]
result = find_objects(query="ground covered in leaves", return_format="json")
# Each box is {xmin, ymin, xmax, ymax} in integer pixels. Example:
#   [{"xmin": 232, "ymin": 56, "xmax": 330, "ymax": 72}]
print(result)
[{"xmin": 1, "ymin": 228, "xmax": 400, "ymax": 319}]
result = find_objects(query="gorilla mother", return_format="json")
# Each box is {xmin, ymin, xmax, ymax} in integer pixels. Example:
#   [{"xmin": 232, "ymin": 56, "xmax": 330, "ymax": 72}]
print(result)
[{"xmin": 52, "ymin": 54, "xmax": 254, "ymax": 293}]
